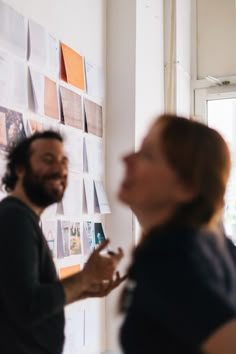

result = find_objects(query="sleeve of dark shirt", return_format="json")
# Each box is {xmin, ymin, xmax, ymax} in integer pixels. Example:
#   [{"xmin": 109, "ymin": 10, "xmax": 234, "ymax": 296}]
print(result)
[
  {"xmin": 0, "ymin": 204, "xmax": 65, "ymax": 328},
  {"xmin": 132, "ymin": 231, "xmax": 236, "ymax": 348}
]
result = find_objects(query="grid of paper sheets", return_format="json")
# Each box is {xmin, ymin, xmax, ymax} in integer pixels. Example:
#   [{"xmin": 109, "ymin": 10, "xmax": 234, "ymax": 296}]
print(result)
[{"xmin": 0, "ymin": 0, "xmax": 109, "ymax": 276}]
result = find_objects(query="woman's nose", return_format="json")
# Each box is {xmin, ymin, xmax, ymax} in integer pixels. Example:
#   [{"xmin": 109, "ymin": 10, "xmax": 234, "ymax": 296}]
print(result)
[{"xmin": 123, "ymin": 152, "xmax": 136, "ymax": 165}]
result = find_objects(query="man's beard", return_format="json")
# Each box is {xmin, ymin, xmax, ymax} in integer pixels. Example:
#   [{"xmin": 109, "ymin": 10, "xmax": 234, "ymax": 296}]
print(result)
[{"xmin": 22, "ymin": 166, "xmax": 66, "ymax": 208}]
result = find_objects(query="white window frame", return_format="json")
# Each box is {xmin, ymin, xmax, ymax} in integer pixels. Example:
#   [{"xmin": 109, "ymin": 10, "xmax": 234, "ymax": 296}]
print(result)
[{"xmin": 194, "ymin": 85, "xmax": 236, "ymax": 124}]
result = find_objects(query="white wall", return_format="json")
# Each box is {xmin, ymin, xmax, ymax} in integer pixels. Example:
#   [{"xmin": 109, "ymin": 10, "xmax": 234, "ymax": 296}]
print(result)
[
  {"xmin": 164, "ymin": 0, "xmax": 191, "ymax": 116},
  {"xmin": 4, "ymin": 0, "xmax": 106, "ymax": 66},
  {"xmin": 136, "ymin": 0, "xmax": 164, "ymax": 147},
  {"xmin": 105, "ymin": 0, "xmax": 164, "ymax": 353},
  {"xmin": 197, "ymin": 0, "xmax": 236, "ymax": 79},
  {"xmin": 105, "ymin": 1, "xmax": 136, "ymax": 352},
  {"xmin": 2, "ymin": 1, "xmax": 107, "ymax": 353},
  {"xmin": 176, "ymin": 0, "xmax": 191, "ymax": 116}
]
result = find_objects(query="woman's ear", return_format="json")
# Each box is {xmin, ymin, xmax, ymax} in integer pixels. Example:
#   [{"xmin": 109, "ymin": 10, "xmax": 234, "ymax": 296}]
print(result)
[{"xmin": 175, "ymin": 182, "xmax": 197, "ymax": 203}]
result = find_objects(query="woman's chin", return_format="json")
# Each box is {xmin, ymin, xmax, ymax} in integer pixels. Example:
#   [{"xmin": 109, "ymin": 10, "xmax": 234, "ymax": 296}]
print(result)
[
  {"xmin": 117, "ymin": 187, "xmax": 129, "ymax": 204},
  {"xmin": 118, "ymin": 192, "xmax": 134, "ymax": 210}
]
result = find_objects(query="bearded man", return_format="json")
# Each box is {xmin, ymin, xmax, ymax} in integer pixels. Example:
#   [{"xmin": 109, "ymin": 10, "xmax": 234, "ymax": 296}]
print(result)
[{"xmin": 0, "ymin": 130, "xmax": 124, "ymax": 354}]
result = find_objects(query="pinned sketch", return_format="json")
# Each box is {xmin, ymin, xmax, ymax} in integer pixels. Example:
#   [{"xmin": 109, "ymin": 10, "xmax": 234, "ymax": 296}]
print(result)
[
  {"xmin": 63, "ymin": 305, "xmax": 84, "ymax": 354},
  {"xmin": 61, "ymin": 174, "xmax": 83, "ymax": 217},
  {"xmin": 83, "ymin": 221, "xmax": 106, "ymax": 253},
  {"xmin": 30, "ymin": 69, "xmax": 44, "ymax": 115},
  {"xmin": 25, "ymin": 118, "xmax": 43, "ymax": 136},
  {"xmin": 0, "ymin": 50, "xmax": 28, "ymax": 108},
  {"xmin": 83, "ymin": 221, "xmax": 95, "ymax": 254},
  {"xmin": 56, "ymin": 202, "xmax": 64, "ymax": 215},
  {"xmin": 0, "ymin": 111, "xmax": 7, "ymax": 147},
  {"xmin": 0, "ymin": 1, "xmax": 27, "ymax": 59},
  {"xmin": 41, "ymin": 219, "xmax": 57, "ymax": 258},
  {"xmin": 69, "ymin": 222, "xmax": 82, "ymax": 255},
  {"xmin": 84, "ymin": 98, "xmax": 103, "ymax": 137},
  {"xmin": 12, "ymin": 59, "xmax": 28, "ymax": 108},
  {"xmin": 94, "ymin": 222, "xmax": 106, "ymax": 246},
  {"xmin": 57, "ymin": 220, "xmax": 82, "ymax": 258},
  {"xmin": 60, "ymin": 43, "xmax": 85, "ymax": 91},
  {"xmin": 30, "ymin": 68, "xmax": 59, "ymax": 120},
  {"xmin": 0, "ymin": 50, "xmax": 10, "ymax": 105},
  {"xmin": 0, "ymin": 158, "xmax": 7, "ymax": 200},
  {"xmin": 84, "ymin": 135, "xmax": 103, "ymax": 176},
  {"xmin": 80, "ymin": 217, "xmax": 107, "ymax": 253},
  {"xmin": 85, "ymin": 60, "xmax": 104, "ymax": 99},
  {"xmin": 44, "ymin": 77, "xmax": 60, "ymax": 119},
  {"xmin": 94, "ymin": 180, "xmax": 111, "ymax": 214},
  {"xmin": 0, "ymin": 106, "xmax": 26, "ymax": 151},
  {"xmin": 83, "ymin": 138, "xmax": 88, "ymax": 173},
  {"xmin": 60, "ymin": 86, "xmax": 83, "ymax": 129},
  {"xmin": 84, "ymin": 306, "xmax": 102, "ymax": 350},
  {"xmin": 29, "ymin": 19, "xmax": 59, "ymax": 77},
  {"xmin": 83, "ymin": 177, "xmax": 94, "ymax": 214},
  {"xmin": 41, "ymin": 203, "xmax": 57, "ymax": 218},
  {"xmin": 62, "ymin": 126, "xmax": 83, "ymax": 173},
  {"xmin": 41, "ymin": 116, "xmax": 60, "ymax": 132},
  {"xmin": 57, "ymin": 220, "xmax": 70, "ymax": 258}
]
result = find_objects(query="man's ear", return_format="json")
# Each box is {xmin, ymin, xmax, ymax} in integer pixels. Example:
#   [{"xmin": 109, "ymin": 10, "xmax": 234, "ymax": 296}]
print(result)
[{"xmin": 15, "ymin": 165, "xmax": 25, "ymax": 178}]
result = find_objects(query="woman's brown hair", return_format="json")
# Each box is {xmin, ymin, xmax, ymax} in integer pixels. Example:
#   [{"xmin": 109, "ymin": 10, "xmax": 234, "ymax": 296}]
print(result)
[{"xmin": 155, "ymin": 114, "xmax": 231, "ymax": 226}]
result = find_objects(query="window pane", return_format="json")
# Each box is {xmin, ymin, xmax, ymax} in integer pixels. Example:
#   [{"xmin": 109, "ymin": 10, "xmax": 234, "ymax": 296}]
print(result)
[{"xmin": 207, "ymin": 98, "xmax": 236, "ymax": 242}]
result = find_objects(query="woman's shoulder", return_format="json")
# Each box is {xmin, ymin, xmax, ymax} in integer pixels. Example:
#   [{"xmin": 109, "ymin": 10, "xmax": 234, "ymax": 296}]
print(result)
[
  {"xmin": 135, "ymin": 223, "xmax": 226, "ymax": 274},
  {"xmin": 141, "ymin": 223, "xmax": 207, "ymax": 252}
]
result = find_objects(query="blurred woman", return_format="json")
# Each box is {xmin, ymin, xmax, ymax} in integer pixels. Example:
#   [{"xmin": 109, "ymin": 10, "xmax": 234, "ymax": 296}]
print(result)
[{"xmin": 118, "ymin": 114, "xmax": 236, "ymax": 354}]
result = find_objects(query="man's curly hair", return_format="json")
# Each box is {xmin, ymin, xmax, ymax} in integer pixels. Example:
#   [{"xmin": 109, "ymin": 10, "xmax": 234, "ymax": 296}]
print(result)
[{"xmin": 2, "ymin": 130, "xmax": 63, "ymax": 192}]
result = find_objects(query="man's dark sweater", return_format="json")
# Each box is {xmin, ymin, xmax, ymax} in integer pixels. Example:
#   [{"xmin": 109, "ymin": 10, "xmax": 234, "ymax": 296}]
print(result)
[{"xmin": 0, "ymin": 196, "xmax": 65, "ymax": 354}]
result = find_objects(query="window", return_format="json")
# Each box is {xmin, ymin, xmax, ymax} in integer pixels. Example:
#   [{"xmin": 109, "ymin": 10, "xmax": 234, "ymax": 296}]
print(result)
[{"xmin": 195, "ymin": 87, "xmax": 236, "ymax": 242}]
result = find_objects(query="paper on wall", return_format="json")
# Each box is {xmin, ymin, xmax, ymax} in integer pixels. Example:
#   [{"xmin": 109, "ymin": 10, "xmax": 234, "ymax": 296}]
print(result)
[
  {"xmin": 0, "ymin": 1, "xmax": 27, "ymax": 59},
  {"xmin": 60, "ymin": 43, "xmax": 85, "ymax": 91},
  {"xmin": 62, "ymin": 126, "xmax": 83, "ymax": 173},
  {"xmin": 83, "ymin": 177, "xmax": 94, "ymax": 214},
  {"xmin": 94, "ymin": 180, "xmax": 111, "ymax": 214},
  {"xmin": 61, "ymin": 174, "xmax": 83, "ymax": 217},
  {"xmin": 0, "ymin": 50, "xmax": 28, "ymax": 108},
  {"xmin": 84, "ymin": 98, "xmax": 103, "ymax": 137},
  {"xmin": 0, "ymin": 106, "xmax": 26, "ymax": 151},
  {"xmin": 30, "ymin": 68, "xmax": 59, "ymax": 120},
  {"xmin": 29, "ymin": 19, "xmax": 59, "ymax": 77},
  {"xmin": 44, "ymin": 76, "xmax": 60, "ymax": 120},
  {"xmin": 41, "ymin": 219, "xmax": 57, "ymax": 258},
  {"xmin": 85, "ymin": 60, "xmax": 104, "ymax": 99},
  {"xmin": 57, "ymin": 220, "xmax": 82, "ymax": 258},
  {"xmin": 84, "ymin": 135, "xmax": 103, "ymax": 177},
  {"xmin": 63, "ymin": 305, "xmax": 84, "ymax": 354},
  {"xmin": 60, "ymin": 85, "xmax": 83, "ymax": 129},
  {"xmin": 29, "ymin": 69, "xmax": 44, "ymax": 115},
  {"xmin": 83, "ymin": 221, "xmax": 95, "ymax": 253}
]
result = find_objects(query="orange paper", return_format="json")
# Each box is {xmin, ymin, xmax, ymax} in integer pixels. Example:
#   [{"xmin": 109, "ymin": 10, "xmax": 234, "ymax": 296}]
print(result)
[
  {"xmin": 61, "ymin": 43, "xmax": 85, "ymax": 91},
  {"xmin": 44, "ymin": 77, "xmax": 59, "ymax": 120},
  {"xmin": 0, "ymin": 112, "xmax": 7, "ymax": 145},
  {"xmin": 59, "ymin": 264, "xmax": 81, "ymax": 279}
]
